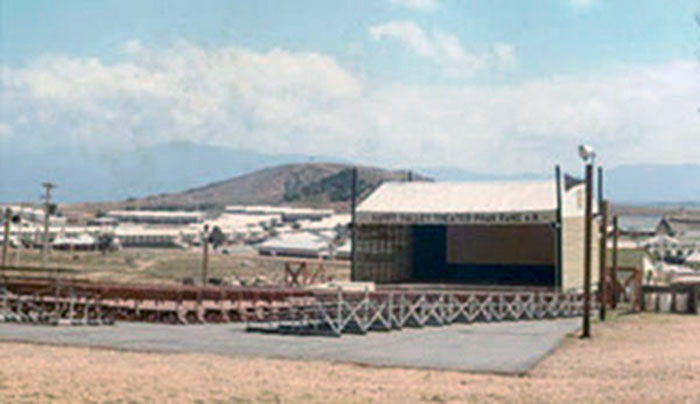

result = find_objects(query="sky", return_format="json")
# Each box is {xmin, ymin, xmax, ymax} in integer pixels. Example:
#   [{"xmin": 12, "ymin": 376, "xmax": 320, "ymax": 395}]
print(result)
[{"xmin": 1, "ymin": 0, "xmax": 699, "ymax": 176}]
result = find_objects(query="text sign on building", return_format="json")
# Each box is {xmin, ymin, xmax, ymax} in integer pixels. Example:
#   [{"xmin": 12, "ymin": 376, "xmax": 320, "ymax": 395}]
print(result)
[{"xmin": 356, "ymin": 211, "xmax": 557, "ymax": 225}]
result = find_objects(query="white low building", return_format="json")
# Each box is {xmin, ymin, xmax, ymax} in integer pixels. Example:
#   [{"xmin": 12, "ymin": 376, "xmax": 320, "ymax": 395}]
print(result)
[
  {"xmin": 106, "ymin": 210, "xmax": 203, "ymax": 225},
  {"xmin": 224, "ymin": 205, "xmax": 334, "ymax": 222},
  {"xmin": 52, "ymin": 234, "xmax": 98, "ymax": 250},
  {"xmin": 114, "ymin": 226, "xmax": 189, "ymax": 248},
  {"xmin": 334, "ymin": 240, "xmax": 352, "ymax": 260},
  {"xmin": 0, "ymin": 205, "xmax": 67, "ymax": 226},
  {"xmin": 257, "ymin": 232, "xmax": 330, "ymax": 258},
  {"xmin": 685, "ymin": 251, "xmax": 700, "ymax": 269}
]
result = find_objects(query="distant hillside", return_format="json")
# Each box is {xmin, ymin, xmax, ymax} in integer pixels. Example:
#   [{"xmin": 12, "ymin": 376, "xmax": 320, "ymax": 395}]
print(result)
[
  {"xmin": 130, "ymin": 163, "xmax": 430, "ymax": 209},
  {"xmin": 420, "ymin": 166, "xmax": 547, "ymax": 182},
  {"xmin": 423, "ymin": 164, "xmax": 700, "ymax": 205},
  {"xmin": 605, "ymin": 164, "xmax": 700, "ymax": 204},
  {"xmin": 0, "ymin": 141, "xmax": 345, "ymax": 203},
  {"xmin": 2, "ymin": 140, "xmax": 698, "ymax": 206}
]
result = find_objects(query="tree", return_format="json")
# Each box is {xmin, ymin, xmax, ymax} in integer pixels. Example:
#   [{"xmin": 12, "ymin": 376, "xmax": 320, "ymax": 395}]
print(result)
[
  {"xmin": 207, "ymin": 226, "xmax": 226, "ymax": 249},
  {"xmin": 97, "ymin": 233, "xmax": 117, "ymax": 255}
]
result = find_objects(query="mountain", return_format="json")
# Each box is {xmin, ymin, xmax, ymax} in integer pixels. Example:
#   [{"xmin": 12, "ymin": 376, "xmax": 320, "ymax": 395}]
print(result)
[
  {"xmin": 420, "ymin": 166, "xmax": 547, "ymax": 182},
  {"xmin": 0, "ymin": 141, "xmax": 345, "ymax": 203},
  {"xmin": 422, "ymin": 164, "xmax": 700, "ymax": 205},
  {"xmin": 604, "ymin": 164, "xmax": 700, "ymax": 204},
  {"xmin": 130, "ymin": 163, "xmax": 429, "ymax": 209},
  {"xmin": 1, "ymin": 140, "xmax": 698, "ymax": 205}
]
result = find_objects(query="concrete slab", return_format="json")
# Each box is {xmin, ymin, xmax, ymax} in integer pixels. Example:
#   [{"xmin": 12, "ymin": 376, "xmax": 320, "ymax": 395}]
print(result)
[{"xmin": 0, "ymin": 319, "xmax": 579, "ymax": 374}]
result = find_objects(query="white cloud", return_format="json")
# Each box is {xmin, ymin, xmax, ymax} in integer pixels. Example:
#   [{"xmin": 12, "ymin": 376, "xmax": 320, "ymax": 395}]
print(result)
[
  {"xmin": 0, "ymin": 122, "xmax": 11, "ymax": 138},
  {"xmin": 369, "ymin": 21, "xmax": 435, "ymax": 56},
  {"xmin": 369, "ymin": 21, "xmax": 516, "ymax": 77},
  {"xmin": 1, "ymin": 41, "xmax": 698, "ymax": 174},
  {"xmin": 122, "ymin": 39, "xmax": 144, "ymax": 54},
  {"xmin": 570, "ymin": 0, "xmax": 595, "ymax": 8},
  {"xmin": 389, "ymin": 0, "xmax": 439, "ymax": 12}
]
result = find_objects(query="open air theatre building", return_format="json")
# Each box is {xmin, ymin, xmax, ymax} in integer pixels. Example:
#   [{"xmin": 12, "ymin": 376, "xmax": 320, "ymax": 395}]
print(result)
[{"xmin": 353, "ymin": 177, "xmax": 599, "ymax": 291}]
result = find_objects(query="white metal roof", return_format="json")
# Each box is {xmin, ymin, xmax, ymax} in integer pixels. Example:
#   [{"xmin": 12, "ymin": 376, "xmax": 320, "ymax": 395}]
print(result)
[
  {"xmin": 107, "ymin": 210, "xmax": 203, "ymax": 219},
  {"xmin": 225, "ymin": 205, "xmax": 333, "ymax": 217},
  {"xmin": 52, "ymin": 234, "xmax": 96, "ymax": 246},
  {"xmin": 685, "ymin": 251, "xmax": 700, "ymax": 264},
  {"xmin": 257, "ymin": 232, "xmax": 329, "ymax": 252},
  {"xmin": 358, "ymin": 181, "xmax": 557, "ymax": 214},
  {"xmin": 644, "ymin": 234, "xmax": 681, "ymax": 246}
]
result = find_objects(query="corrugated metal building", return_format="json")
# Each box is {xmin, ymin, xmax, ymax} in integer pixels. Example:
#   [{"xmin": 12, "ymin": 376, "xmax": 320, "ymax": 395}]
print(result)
[{"xmin": 353, "ymin": 178, "xmax": 599, "ymax": 291}]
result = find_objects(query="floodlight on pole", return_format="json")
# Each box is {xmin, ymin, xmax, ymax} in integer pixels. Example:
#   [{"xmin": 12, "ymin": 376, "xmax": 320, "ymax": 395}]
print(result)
[
  {"xmin": 578, "ymin": 144, "xmax": 596, "ymax": 163},
  {"xmin": 579, "ymin": 145, "xmax": 594, "ymax": 339}
]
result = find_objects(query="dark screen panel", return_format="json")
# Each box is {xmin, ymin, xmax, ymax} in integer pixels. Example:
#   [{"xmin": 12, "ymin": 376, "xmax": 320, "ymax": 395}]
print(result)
[{"xmin": 446, "ymin": 224, "xmax": 555, "ymax": 266}]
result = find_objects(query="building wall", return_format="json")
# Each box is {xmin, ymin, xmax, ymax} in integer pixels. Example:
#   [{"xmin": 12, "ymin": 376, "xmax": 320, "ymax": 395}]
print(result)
[
  {"xmin": 446, "ymin": 225, "xmax": 555, "ymax": 266},
  {"xmin": 356, "ymin": 223, "xmax": 557, "ymax": 286},
  {"xmin": 562, "ymin": 216, "xmax": 600, "ymax": 291},
  {"xmin": 354, "ymin": 224, "xmax": 412, "ymax": 283}
]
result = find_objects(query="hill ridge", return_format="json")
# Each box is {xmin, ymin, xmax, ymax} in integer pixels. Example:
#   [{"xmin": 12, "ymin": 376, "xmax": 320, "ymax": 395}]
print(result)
[{"xmin": 131, "ymin": 162, "xmax": 429, "ymax": 210}]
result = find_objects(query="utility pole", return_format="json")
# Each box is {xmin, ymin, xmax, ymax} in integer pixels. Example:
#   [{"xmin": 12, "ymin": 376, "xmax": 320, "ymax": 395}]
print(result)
[
  {"xmin": 201, "ymin": 224, "xmax": 210, "ymax": 286},
  {"xmin": 15, "ymin": 226, "xmax": 22, "ymax": 266},
  {"xmin": 41, "ymin": 182, "xmax": 56, "ymax": 270},
  {"xmin": 350, "ymin": 167, "xmax": 358, "ymax": 281},
  {"xmin": 2, "ymin": 208, "xmax": 10, "ymax": 268},
  {"xmin": 611, "ymin": 215, "xmax": 619, "ymax": 310},
  {"xmin": 582, "ymin": 163, "xmax": 593, "ymax": 338},
  {"xmin": 598, "ymin": 200, "xmax": 609, "ymax": 321}
]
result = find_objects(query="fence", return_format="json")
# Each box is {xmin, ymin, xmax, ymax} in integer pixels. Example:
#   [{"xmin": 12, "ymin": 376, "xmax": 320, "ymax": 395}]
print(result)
[{"xmin": 247, "ymin": 289, "xmax": 586, "ymax": 336}]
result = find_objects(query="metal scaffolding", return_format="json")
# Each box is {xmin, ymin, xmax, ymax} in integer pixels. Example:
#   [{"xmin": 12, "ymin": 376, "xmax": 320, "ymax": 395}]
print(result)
[{"xmin": 246, "ymin": 288, "xmax": 587, "ymax": 337}]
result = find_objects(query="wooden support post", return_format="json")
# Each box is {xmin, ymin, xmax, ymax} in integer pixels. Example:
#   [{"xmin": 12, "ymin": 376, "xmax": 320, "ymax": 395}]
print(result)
[
  {"xmin": 1, "ymin": 208, "xmax": 10, "ymax": 268},
  {"xmin": 634, "ymin": 270, "xmax": 642, "ymax": 312},
  {"xmin": 611, "ymin": 216, "xmax": 619, "ymax": 310},
  {"xmin": 582, "ymin": 163, "xmax": 593, "ymax": 338},
  {"xmin": 598, "ymin": 200, "xmax": 608, "ymax": 321},
  {"xmin": 201, "ymin": 224, "xmax": 209, "ymax": 286},
  {"xmin": 671, "ymin": 291, "xmax": 677, "ymax": 313},
  {"xmin": 689, "ymin": 286, "xmax": 698, "ymax": 315},
  {"xmin": 350, "ymin": 167, "xmax": 358, "ymax": 281}
]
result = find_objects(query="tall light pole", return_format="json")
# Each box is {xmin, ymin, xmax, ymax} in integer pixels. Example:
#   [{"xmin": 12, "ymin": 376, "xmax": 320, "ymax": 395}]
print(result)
[
  {"xmin": 578, "ymin": 145, "xmax": 595, "ymax": 338},
  {"xmin": 597, "ymin": 165, "xmax": 608, "ymax": 321}
]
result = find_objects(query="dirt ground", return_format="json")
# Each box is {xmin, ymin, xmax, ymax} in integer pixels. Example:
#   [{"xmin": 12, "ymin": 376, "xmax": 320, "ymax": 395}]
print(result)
[
  {"xmin": 7, "ymin": 248, "xmax": 350, "ymax": 285},
  {"xmin": 1, "ymin": 313, "xmax": 698, "ymax": 403}
]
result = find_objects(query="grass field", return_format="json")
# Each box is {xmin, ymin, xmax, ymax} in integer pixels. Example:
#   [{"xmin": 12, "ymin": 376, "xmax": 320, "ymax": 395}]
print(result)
[
  {"xmin": 0, "ymin": 313, "xmax": 698, "ymax": 403},
  {"xmin": 4, "ymin": 247, "xmax": 350, "ymax": 285}
]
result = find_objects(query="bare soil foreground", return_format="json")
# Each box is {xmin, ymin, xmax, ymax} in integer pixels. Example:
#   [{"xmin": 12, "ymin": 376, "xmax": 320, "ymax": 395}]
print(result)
[{"xmin": 1, "ymin": 313, "xmax": 699, "ymax": 403}]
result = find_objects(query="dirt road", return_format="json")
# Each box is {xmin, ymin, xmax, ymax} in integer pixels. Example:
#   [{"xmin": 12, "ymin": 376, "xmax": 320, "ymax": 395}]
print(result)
[{"xmin": 1, "ymin": 313, "xmax": 698, "ymax": 403}]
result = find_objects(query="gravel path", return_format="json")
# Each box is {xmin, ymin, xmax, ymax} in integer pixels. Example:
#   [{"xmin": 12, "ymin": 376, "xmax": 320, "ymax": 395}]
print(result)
[{"xmin": 0, "ymin": 319, "xmax": 580, "ymax": 374}]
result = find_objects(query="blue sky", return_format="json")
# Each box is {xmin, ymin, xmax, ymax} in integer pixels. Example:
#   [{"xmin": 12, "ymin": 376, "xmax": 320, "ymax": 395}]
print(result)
[
  {"xmin": 1, "ymin": 0, "xmax": 698, "ymax": 175},
  {"xmin": 3, "ymin": 0, "xmax": 696, "ymax": 78}
]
